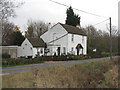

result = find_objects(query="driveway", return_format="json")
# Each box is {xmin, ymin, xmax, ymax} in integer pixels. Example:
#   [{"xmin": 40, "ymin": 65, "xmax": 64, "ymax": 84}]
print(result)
[{"xmin": 1, "ymin": 57, "xmax": 118, "ymax": 76}]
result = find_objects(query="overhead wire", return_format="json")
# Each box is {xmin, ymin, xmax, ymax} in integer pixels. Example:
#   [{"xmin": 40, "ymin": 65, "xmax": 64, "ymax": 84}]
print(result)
[
  {"xmin": 49, "ymin": 0, "xmax": 108, "ymax": 18},
  {"xmin": 93, "ymin": 19, "xmax": 109, "ymax": 26}
]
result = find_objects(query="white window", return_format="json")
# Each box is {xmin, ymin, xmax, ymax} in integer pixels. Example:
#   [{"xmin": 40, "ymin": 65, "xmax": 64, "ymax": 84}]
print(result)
[
  {"xmin": 71, "ymin": 34, "xmax": 74, "ymax": 42},
  {"xmin": 63, "ymin": 47, "xmax": 66, "ymax": 54}
]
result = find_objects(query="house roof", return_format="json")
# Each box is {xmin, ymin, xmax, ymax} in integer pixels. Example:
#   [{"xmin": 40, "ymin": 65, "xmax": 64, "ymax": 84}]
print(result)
[
  {"xmin": 59, "ymin": 23, "xmax": 87, "ymax": 36},
  {"xmin": 27, "ymin": 38, "xmax": 46, "ymax": 48}
]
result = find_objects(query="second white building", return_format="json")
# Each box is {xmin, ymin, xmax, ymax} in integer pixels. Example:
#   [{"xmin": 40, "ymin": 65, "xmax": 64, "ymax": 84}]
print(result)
[{"xmin": 41, "ymin": 23, "xmax": 87, "ymax": 56}]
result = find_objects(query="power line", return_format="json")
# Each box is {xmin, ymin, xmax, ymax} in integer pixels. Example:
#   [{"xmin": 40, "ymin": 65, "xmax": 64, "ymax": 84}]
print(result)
[
  {"xmin": 49, "ymin": 0, "xmax": 107, "ymax": 18},
  {"xmin": 93, "ymin": 19, "xmax": 109, "ymax": 26}
]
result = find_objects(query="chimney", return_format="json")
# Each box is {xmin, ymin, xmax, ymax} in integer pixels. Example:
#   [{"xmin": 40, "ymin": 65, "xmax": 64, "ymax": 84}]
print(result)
[
  {"xmin": 48, "ymin": 22, "xmax": 51, "ymax": 30},
  {"xmin": 76, "ymin": 24, "xmax": 81, "ymax": 29}
]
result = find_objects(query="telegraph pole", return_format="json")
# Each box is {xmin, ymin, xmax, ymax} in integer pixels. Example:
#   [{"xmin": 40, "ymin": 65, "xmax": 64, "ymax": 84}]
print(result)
[{"xmin": 109, "ymin": 17, "xmax": 112, "ymax": 60}]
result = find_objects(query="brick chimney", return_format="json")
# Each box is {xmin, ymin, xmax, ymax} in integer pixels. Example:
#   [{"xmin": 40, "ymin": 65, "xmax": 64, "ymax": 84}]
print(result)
[{"xmin": 76, "ymin": 24, "xmax": 81, "ymax": 29}]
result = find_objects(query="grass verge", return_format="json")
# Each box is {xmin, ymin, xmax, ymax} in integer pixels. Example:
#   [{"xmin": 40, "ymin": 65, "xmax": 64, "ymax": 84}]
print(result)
[{"xmin": 2, "ymin": 57, "xmax": 119, "ymax": 88}]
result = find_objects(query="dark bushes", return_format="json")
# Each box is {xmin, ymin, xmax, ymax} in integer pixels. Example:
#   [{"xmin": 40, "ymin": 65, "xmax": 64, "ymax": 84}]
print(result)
[
  {"xmin": 2, "ymin": 57, "xmax": 43, "ymax": 66},
  {"xmin": 2, "ymin": 53, "xmax": 11, "ymax": 58},
  {"xmin": 2, "ymin": 55, "xmax": 93, "ymax": 66},
  {"xmin": 40, "ymin": 56, "xmax": 69, "ymax": 61},
  {"xmin": 73, "ymin": 55, "xmax": 91, "ymax": 60},
  {"xmin": 2, "ymin": 54, "xmax": 107, "ymax": 66}
]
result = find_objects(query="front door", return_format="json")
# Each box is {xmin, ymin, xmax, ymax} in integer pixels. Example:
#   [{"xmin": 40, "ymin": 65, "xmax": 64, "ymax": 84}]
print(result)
[
  {"xmin": 76, "ymin": 44, "xmax": 83, "ymax": 55},
  {"xmin": 57, "ymin": 47, "xmax": 60, "ymax": 56},
  {"xmin": 76, "ymin": 48, "xmax": 80, "ymax": 55}
]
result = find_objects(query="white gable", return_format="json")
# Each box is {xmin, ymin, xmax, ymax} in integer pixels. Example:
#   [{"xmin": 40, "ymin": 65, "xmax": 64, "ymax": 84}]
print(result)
[
  {"xmin": 20, "ymin": 38, "xmax": 33, "ymax": 57},
  {"xmin": 40, "ymin": 23, "xmax": 68, "ymax": 43},
  {"xmin": 21, "ymin": 38, "xmax": 33, "ymax": 48}
]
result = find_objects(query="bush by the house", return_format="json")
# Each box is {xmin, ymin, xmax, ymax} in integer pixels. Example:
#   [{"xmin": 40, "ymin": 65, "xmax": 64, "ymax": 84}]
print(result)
[
  {"xmin": 2, "ymin": 53, "xmax": 11, "ymax": 59},
  {"xmin": 73, "ymin": 55, "xmax": 91, "ymax": 60},
  {"xmin": 40, "ymin": 56, "xmax": 69, "ymax": 61},
  {"xmin": 2, "ymin": 57, "xmax": 43, "ymax": 66}
]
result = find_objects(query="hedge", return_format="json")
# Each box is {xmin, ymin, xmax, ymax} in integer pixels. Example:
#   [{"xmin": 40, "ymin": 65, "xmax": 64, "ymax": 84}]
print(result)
[
  {"xmin": 2, "ymin": 53, "xmax": 11, "ymax": 59},
  {"xmin": 2, "ymin": 57, "xmax": 43, "ymax": 66},
  {"xmin": 2, "ymin": 55, "xmax": 98, "ymax": 66}
]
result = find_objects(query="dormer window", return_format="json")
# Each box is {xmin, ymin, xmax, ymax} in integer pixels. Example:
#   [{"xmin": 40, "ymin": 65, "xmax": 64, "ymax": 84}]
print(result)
[{"xmin": 25, "ymin": 44, "xmax": 27, "ymax": 45}]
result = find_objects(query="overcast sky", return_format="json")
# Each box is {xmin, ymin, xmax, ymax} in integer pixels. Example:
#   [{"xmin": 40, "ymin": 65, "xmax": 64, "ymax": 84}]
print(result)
[{"xmin": 9, "ymin": 0, "xmax": 119, "ymax": 32}]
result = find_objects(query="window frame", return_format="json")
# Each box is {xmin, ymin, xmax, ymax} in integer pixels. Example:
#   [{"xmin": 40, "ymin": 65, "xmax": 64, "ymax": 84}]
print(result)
[
  {"xmin": 63, "ymin": 47, "xmax": 66, "ymax": 54},
  {"xmin": 71, "ymin": 34, "xmax": 74, "ymax": 42}
]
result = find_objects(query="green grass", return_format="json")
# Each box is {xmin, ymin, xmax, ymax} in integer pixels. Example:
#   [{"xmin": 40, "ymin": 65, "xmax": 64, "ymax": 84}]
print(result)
[{"xmin": 2, "ymin": 57, "xmax": 119, "ymax": 88}]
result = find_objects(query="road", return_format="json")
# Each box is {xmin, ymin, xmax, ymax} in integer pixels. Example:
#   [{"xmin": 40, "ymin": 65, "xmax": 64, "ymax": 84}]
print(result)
[{"xmin": 1, "ymin": 57, "xmax": 117, "ymax": 76}]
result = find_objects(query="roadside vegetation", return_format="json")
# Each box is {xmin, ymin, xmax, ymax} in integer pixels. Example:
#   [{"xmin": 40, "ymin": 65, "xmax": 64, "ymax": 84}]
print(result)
[
  {"xmin": 2, "ymin": 53, "xmax": 109, "ymax": 67},
  {"xmin": 2, "ymin": 57, "xmax": 44, "ymax": 67},
  {"xmin": 2, "ymin": 57, "xmax": 119, "ymax": 88}
]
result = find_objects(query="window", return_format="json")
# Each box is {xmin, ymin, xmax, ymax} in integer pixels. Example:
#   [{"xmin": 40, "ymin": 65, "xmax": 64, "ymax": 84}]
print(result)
[
  {"xmin": 25, "ymin": 44, "xmax": 27, "ymax": 45},
  {"xmin": 63, "ymin": 47, "xmax": 66, "ymax": 54},
  {"xmin": 71, "ymin": 47, "xmax": 74, "ymax": 51},
  {"xmin": 41, "ymin": 48, "xmax": 43, "ymax": 54},
  {"xmin": 82, "ymin": 36, "xmax": 84, "ymax": 43},
  {"xmin": 71, "ymin": 34, "xmax": 74, "ymax": 42},
  {"xmin": 30, "ymin": 47, "xmax": 32, "ymax": 50}
]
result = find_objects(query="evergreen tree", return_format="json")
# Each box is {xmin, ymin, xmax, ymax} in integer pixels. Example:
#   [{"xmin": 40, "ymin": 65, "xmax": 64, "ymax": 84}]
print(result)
[
  {"xmin": 13, "ymin": 31, "xmax": 25, "ymax": 46},
  {"xmin": 13, "ymin": 26, "xmax": 25, "ymax": 46},
  {"xmin": 65, "ymin": 6, "xmax": 80, "ymax": 26}
]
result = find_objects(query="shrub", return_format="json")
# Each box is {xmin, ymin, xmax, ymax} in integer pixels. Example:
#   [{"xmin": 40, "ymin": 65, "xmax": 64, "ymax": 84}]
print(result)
[
  {"xmin": 101, "ymin": 52, "xmax": 110, "ymax": 57},
  {"xmin": 2, "ymin": 53, "xmax": 11, "ymax": 59},
  {"xmin": 2, "ymin": 57, "xmax": 44, "ymax": 66},
  {"xmin": 73, "ymin": 55, "xmax": 91, "ymax": 60},
  {"xmin": 61, "ymin": 53, "xmax": 66, "ymax": 56}
]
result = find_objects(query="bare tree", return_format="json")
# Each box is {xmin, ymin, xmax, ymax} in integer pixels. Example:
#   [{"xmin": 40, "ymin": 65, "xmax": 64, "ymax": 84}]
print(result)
[
  {"xmin": 2, "ymin": 21, "xmax": 15, "ymax": 45},
  {"xmin": 25, "ymin": 20, "xmax": 49, "ymax": 38},
  {"xmin": 111, "ymin": 26, "xmax": 118, "ymax": 36},
  {"xmin": 0, "ymin": 0, "xmax": 24, "ymax": 45},
  {"xmin": 0, "ymin": 0, "xmax": 24, "ymax": 21}
]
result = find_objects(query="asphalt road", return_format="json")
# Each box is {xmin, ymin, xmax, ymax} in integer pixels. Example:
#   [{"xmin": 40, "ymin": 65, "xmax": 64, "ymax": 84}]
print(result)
[{"xmin": 1, "ymin": 57, "xmax": 117, "ymax": 76}]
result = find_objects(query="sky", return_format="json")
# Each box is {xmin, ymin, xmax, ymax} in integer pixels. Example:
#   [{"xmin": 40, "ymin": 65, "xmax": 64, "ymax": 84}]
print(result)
[{"xmin": 9, "ymin": 0, "xmax": 119, "ymax": 33}]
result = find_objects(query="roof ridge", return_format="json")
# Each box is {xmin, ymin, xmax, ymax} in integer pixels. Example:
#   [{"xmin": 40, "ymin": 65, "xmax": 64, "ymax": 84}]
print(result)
[
  {"xmin": 59, "ymin": 23, "xmax": 81, "ymax": 29},
  {"xmin": 58, "ymin": 23, "xmax": 87, "ymax": 36}
]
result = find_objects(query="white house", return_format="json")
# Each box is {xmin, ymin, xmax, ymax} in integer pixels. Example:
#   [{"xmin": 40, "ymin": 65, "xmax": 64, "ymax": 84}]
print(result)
[
  {"xmin": 41, "ymin": 23, "xmax": 87, "ymax": 56},
  {"xmin": 18, "ymin": 38, "xmax": 46, "ymax": 58}
]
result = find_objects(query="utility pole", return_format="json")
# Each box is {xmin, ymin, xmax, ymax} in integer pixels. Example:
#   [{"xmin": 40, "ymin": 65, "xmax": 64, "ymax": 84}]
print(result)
[{"xmin": 109, "ymin": 17, "xmax": 112, "ymax": 60}]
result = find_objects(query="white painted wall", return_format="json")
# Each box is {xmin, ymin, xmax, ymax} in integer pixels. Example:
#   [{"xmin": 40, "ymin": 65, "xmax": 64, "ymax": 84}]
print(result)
[
  {"xmin": 18, "ymin": 38, "xmax": 45, "ymax": 58},
  {"xmin": 41, "ymin": 23, "xmax": 87, "ymax": 56},
  {"xmin": 33, "ymin": 48, "xmax": 44, "ymax": 57},
  {"xmin": 19, "ymin": 38, "xmax": 33, "ymax": 58},
  {"xmin": 41, "ymin": 23, "xmax": 68, "ymax": 43},
  {"xmin": 49, "ymin": 34, "xmax": 68, "ymax": 55},
  {"xmin": 41, "ymin": 23, "xmax": 68, "ymax": 55},
  {"xmin": 68, "ymin": 34, "xmax": 87, "ymax": 55}
]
